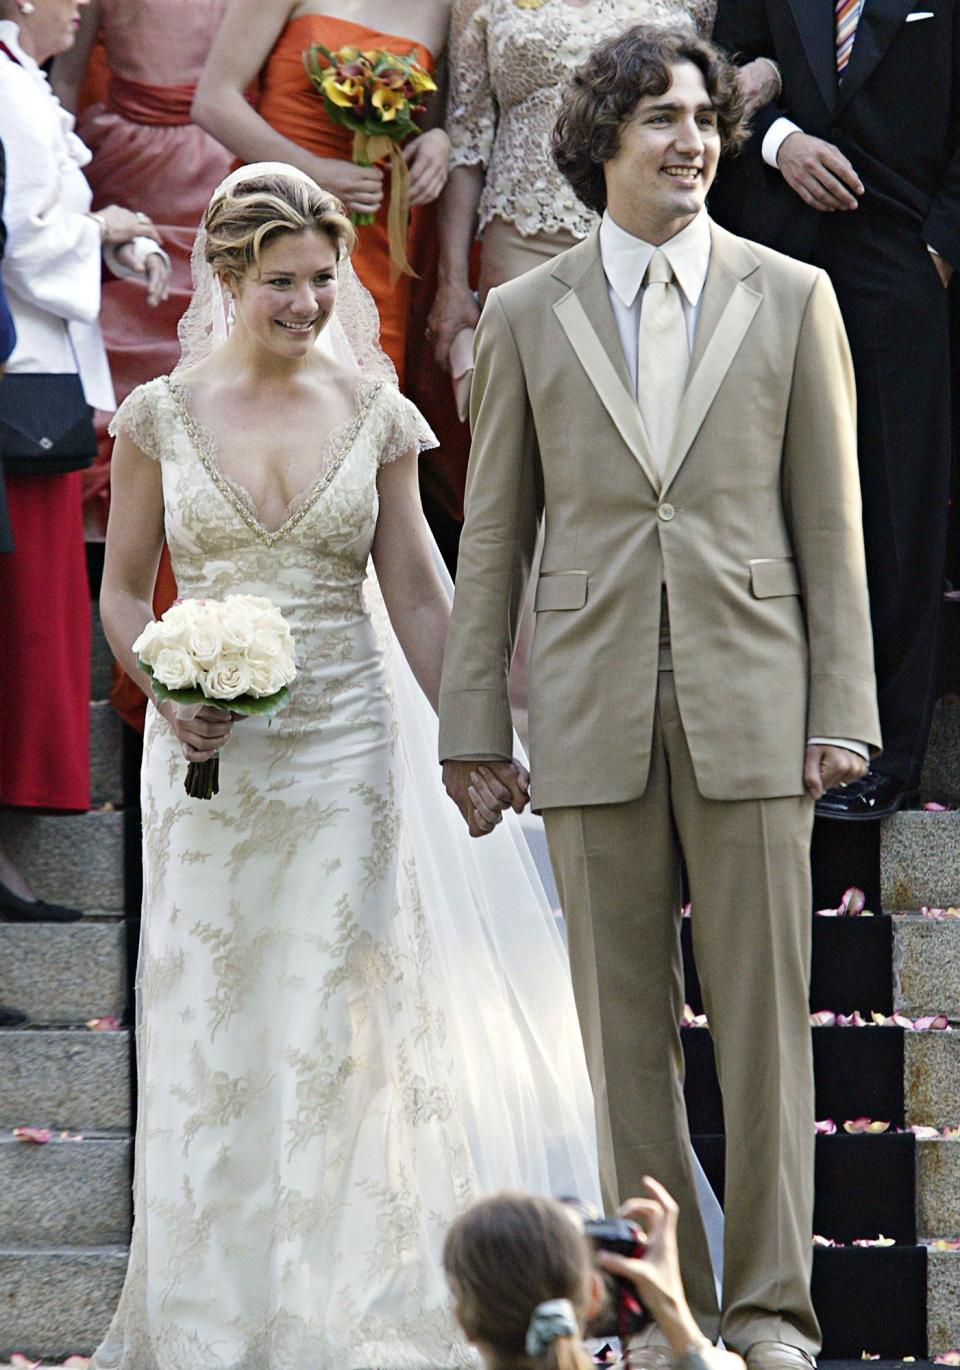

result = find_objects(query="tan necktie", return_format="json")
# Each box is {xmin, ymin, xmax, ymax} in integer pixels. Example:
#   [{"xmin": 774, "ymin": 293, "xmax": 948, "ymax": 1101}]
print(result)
[{"xmin": 636, "ymin": 250, "xmax": 689, "ymax": 478}]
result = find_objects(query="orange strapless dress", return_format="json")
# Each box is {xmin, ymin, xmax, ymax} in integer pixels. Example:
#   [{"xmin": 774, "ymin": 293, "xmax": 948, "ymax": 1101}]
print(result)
[{"xmin": 257, "ymin": 15, "xmax": 432, "ymax": 383}]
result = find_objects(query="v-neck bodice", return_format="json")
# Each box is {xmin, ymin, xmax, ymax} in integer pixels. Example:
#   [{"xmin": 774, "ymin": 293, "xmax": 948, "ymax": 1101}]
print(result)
[{"xmin": 109, "ymin": 374, "xmax": 437, "ymax": 722}]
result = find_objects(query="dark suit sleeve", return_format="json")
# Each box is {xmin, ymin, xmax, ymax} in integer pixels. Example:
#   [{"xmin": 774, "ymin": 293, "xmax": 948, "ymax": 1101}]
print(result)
[
  {"xmin": 713, "ymin": 0, "xmax": 787, "ymax": 143},
  {"xmin": 438, "ymin": 288, "xmax": 543, "ymax": 761},
  {"xmin": 921, "ymin": 1, "xmax": 960, "ymax": 266},
  {"xmin": 0, "ymin": 138, "xmax": 16, "ymax": 366}
]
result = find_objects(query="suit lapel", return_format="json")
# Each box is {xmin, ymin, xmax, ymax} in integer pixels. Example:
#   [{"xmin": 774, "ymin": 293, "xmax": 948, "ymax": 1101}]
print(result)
[
  {"xmin": 836, "ymin": 0, "xmax": 918, "ymax": 108},
  {"xmin": 552, "ymin": 236, "xmax": 661, "ymax": 494},
  {"xmin": 786, "ymin": 0, "xmax": 837, "ymax": 115},
  {"xmin": 659, "ymin": 224, "xmax": 762, "ymax": 498}
]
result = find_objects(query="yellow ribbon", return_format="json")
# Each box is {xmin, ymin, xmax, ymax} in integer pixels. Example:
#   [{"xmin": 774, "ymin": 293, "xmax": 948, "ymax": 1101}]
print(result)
[{"xmin": 352, "ymin": 130, "xmax": 417, "ymax": 283}]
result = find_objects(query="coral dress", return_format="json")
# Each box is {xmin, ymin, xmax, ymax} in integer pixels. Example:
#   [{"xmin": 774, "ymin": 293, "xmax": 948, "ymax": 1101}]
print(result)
[{"xmin": 257, "ymin": 15, "xmax": 432, "ymax": 385}]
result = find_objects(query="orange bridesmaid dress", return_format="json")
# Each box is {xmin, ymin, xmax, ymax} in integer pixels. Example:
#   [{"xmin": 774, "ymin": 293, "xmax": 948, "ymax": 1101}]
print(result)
[{"xmin": 257, "ymin": 14, "xmax": 432, "ymax": 384}]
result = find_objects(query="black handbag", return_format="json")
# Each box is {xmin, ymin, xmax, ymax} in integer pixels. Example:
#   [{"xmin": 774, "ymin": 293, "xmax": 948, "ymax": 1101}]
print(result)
[{"xmin": 0, "ymin": 372, "xmax": 96, "ymax": 476}]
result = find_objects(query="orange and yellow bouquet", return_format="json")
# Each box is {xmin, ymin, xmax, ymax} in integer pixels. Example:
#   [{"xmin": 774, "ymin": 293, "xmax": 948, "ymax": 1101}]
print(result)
[{"xmin": 304, "ymin": 43, "xmax": 437, "ymax": 276}]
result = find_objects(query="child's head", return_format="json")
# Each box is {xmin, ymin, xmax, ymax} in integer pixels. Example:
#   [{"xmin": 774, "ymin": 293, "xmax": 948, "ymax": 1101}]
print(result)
[{"xmin": 443, "ymin": 1193, "xmax": 603, "ymax": 1370}]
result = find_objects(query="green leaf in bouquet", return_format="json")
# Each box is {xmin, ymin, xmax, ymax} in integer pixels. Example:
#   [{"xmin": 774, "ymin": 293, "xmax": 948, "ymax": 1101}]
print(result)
[{"xmin": 224, "ymin": 687, "xmax": 292, "ymax": 718}]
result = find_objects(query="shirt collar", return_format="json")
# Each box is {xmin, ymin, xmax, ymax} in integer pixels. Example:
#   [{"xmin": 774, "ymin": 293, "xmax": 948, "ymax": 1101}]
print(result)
[
  {"xmin": 599, "ymin": 208, "xmax": 711, "ymax": 311},
  {"xmin": 0, "ymin": 21, "xmax": 38, "ymax": 71}
]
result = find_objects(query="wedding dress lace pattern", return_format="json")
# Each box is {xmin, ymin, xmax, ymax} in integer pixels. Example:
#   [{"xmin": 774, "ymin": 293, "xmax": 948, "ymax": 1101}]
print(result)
[{"xmin": 91, "ymin": 373, "xmax": 600, "ymax": 1370}]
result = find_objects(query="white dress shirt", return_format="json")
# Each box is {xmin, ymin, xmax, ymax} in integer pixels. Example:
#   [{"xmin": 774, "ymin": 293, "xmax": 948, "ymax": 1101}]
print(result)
[
  {"xmin": 0, "ymin": 20, "xmax": 114, "ymax": 410},
  {"xmin": 598, "ymin": 207, "xmax": 869, "ymax": 764},
  {"xmin": 599, "ymin": 207, "xmax": 711, "ymax": 390}
]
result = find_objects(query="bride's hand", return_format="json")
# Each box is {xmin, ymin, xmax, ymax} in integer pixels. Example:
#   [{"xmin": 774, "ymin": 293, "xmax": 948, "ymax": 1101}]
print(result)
[
  {"xmin": 161, "ymin": 702, "xmax": 237, "ymax": 762},
  {"xmin": 404, "ymin": 128, "xmax": 451, "ymax": 206},
  {"xmin": 313, "ymin": 157, "xmax": 384, "ymax": 216}
]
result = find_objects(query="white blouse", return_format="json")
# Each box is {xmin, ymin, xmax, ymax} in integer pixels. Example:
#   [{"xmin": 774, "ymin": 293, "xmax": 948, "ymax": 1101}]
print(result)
[
  {"xmin": 0, "ymin": 20, "xmax": 114, "ymax": 410},
  {"xmin": 446, "ymin": 0, "xmax": 716, "ymax": 240}
]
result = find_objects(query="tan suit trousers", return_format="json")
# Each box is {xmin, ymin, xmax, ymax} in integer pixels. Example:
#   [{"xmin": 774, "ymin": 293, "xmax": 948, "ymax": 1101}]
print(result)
[{"xmin": 542, "ymin": 670, "xmax": 819, "ymax": 1355}]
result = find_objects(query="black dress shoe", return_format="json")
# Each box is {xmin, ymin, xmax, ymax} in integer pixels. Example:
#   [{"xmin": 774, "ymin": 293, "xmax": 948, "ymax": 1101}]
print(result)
[
  {"xmin": 0, "ymin": 1003, "xmax": 29, "ymax": 1027},
  {"xmin": 815, "ymin": 768, "xmax": 913, "ymax": 821},
  {"xmin": 0, "ymin": 880, "xmax": 83, "ymax": 923}
]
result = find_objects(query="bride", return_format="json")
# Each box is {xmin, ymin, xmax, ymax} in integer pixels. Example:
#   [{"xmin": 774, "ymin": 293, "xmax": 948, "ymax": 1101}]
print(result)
[{"xmin": 93, "ymin": 161, "xmax": 602, "ymax": 1370}]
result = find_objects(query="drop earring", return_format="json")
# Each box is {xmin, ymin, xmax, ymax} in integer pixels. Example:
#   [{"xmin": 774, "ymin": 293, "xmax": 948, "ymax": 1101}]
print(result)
[
  {"xmin": 226, "ymin": 295, "xmax": 236, "ymax": 330},
  {"xmin": 17, "ymin": 2, "xmax": 36, "ymax": 13}
]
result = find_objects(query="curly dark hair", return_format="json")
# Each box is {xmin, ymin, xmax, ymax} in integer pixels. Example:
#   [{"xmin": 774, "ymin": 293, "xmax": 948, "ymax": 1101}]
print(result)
[{"xmin": 552, "ymin": 26, "xmax": 747, "ymax": 216}]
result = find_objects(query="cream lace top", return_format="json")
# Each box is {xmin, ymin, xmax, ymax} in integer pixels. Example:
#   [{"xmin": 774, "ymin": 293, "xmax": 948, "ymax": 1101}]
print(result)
[{"xmin": 446, "ymin": 0, "xmax": 717, "ymax": 240}]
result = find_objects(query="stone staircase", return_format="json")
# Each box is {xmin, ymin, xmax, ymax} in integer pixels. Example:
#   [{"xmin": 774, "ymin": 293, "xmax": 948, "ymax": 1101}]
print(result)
[
  {"xmin": 0, "ymin": 602, "xmax": 131, "ymax": 1361},
  {"xmin": 0, "ymin": 593, "xmax": 957, "ymax": 1359}
]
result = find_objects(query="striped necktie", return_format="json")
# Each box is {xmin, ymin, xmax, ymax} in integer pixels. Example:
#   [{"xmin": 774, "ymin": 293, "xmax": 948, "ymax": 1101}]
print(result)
[{"xmin": 836, "ymin": 0, "xmax": 865, "ymax": 76}]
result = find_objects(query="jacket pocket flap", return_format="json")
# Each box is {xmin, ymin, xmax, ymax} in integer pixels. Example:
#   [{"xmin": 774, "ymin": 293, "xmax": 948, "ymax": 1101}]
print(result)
[
  {"xmin": 750, "ymin": 558, "xmax": 801, "ymax": 598},
  {"xmin": 534, "ymin": 572, "xmax": 588, "ymax": 611}
]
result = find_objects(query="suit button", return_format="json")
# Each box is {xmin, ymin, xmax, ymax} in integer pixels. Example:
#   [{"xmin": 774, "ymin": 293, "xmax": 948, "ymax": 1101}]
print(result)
[{"xmin": 658, "ymin": 503, "xmax": 676, "ymax": 522}]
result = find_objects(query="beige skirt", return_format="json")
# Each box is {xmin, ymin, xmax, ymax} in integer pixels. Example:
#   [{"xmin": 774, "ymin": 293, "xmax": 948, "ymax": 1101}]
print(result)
[{"xmin": 478, "ymin": 215, "xmax": 581, "ymax": 301}]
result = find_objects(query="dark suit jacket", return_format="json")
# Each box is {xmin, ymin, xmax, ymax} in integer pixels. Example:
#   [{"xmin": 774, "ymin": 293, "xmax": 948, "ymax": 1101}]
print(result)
[{"xmin": 710, "ymin": 0, "xmax": 960, "ymax": 265}]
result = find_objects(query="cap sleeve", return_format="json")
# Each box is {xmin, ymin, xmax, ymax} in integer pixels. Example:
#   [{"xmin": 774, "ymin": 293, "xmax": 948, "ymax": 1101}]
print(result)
[
  {"xmin": 107, "ymin": 377, "xmax": 167, "ymax": 462},
  {"xmin": 376, "ymin": 384, "xmax": 439, "ymax": 467}
]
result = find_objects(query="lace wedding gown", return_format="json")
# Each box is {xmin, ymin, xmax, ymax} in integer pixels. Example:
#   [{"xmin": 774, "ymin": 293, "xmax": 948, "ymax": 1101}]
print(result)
[{"xmin": 91, "ymin": 374, "xmax": 600, "ymax": 1370}]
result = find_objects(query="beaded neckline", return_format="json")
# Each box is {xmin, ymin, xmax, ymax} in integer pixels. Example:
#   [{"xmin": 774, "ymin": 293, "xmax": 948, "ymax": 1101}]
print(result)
[{"xmin": 166, "ymin": 377, "xmax": 382, "ymax": 546}]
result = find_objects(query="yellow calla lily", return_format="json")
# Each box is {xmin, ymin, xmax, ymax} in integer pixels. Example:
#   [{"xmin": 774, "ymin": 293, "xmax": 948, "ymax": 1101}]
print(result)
[
  {"xmin": 408, "ymin": 67, "xmax": 437, "ymax": 95},
  {"xmin": 323, "ymin": 75, "xmax": 364, "ymax": 108},
  {"xmin": 371, "ymin": 85, "xmax": 406, "ymax": 121}
]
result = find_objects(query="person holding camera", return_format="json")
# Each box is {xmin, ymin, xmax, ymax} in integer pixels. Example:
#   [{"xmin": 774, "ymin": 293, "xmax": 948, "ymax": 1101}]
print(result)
[{"xmin": 444, "ymin": 1178, "xmax": 743, "ymax": 1370}]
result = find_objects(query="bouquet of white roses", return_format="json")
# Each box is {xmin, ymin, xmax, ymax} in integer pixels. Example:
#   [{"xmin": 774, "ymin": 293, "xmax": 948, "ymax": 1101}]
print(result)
[{"xmin": 133, "ymin": 595, "xmax": 297, "ymax": 800}]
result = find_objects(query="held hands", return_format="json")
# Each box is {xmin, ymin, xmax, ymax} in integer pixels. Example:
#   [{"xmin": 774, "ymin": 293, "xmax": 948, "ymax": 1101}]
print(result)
[
  {"xmin": 161, "ymin": 702, "xmax": 240, "ymax": 764},
  {"xmin": 427, "ymin": 281, "xmax": 481, "ymax": 370},
  {"xmin": 442, "ymin": 758, "xmax": 530, "ymax": 838},
  {"xmin": 404, "ymin": 128, "xmax": 451, "ymax": 206},
  {"xmin": 777, "ymin": 132, "xmax": 863, "ymax": 211},
  {"xmin": 803, "ymin": 743, "xmax": 868, "ymax": 801}
]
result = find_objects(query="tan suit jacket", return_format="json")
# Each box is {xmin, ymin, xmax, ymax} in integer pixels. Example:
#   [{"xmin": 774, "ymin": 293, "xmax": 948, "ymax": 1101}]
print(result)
[{"xmin": 438, "ymin": 219, "xmax": 882, "ymax": 807}]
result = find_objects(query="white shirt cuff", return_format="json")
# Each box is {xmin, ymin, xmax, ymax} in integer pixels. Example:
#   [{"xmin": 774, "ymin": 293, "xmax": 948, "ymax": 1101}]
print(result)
[
  {"xmin": 762, "ymin": 117, "xmax": 803, "ymax": 169},
  {"xmin": 104, "ymin": 235, "xmax": 170, "ymax": 280},
  {"xmin": 808, "ymin": 737, "xmax": 871, "ymax": 762},
  {"xmin": 928, "ymin": 245, "xmax": 942, "ymax": 258}
]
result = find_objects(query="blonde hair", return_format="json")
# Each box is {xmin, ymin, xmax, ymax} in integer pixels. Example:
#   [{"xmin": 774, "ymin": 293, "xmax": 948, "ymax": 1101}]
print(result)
[
  {"xmin": 444, "ymin": 1194, "xmax": 595, "ymax": 1370},
  {"xmin": 203, "ymin": 172, "xmax": 356, "ymax": 279}
]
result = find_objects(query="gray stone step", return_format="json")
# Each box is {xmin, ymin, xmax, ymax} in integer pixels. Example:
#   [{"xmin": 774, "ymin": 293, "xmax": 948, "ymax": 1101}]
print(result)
[
  {"xmin": 893, "ymin": 916, "xmax": 960, "ymax": 1019},
  {"xmin": 921, "ymin": 694, "xmax": 960, "ymax": 807},
  {"xmin": 0, "ymin": 921, "xmax": 126, "ymax": 1026},
  {"xmin": 0, "ymin": 1029, "xmax": 130, "ymax": 1132},
  {"xmin": 905, "ymin": 1031, "xmax": 960, "ymax": 1127},
  {"xmin": 89, "ymin": 699, "xmax": 123, "ymax": 807},
  {"xmin": 928, "ymin": 1247, "xmax": 960, "ymax": 1353},
  {"xmin": 0, "ymin": 1246, "xmax": 127, "ymax": 1361},
  {"xmin": 0, "ymin": 811, "xmax": 124, "ymax": 914},
  {"xmin": 918, "ymin": 1136, "xmax": 960, "ymax": 1238},
  {"xmin": 880, "ymin": 811, "xmax": 960, "ymax": 912},
  {"xmin": 0, "ymin": 1133, "xmax": 131, "ymax": 1246}
]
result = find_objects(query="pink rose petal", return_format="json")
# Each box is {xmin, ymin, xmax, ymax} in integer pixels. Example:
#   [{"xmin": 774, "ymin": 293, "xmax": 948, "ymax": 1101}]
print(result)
[
  {"xmin": 852, "ymin": 1235, "xmax": 895, "ymax": 1247},
  {"xmin": 812, "ymin": 1234, "xmax": 836, "ymax": 1246},
  {"xmin": 933, "ymin": 1351, "xmax": 960, "ymax": 1365},
  {"xmin": 63, "ymin": 1357, "xmax": 92, "ymax": 1368},
  {"xmin": 839, "ymin": 886, "xmax": 867, "ymax": 915},
  {"xmin": 928, "ymin": 1239, "xmax": 960, "ymax": 1252},
  {"xmin": 860, "ymin": 1355, "xmax": 880, "ymax": 1362},
  {"xmin": 10, "ymin": 1355, "xmax": 41, "ymax": 1369},
  {"xmin": 12, "ymin": 1126, "xmax": 52, "ymax": 1145},
  {"xmin": 923, "ymin": 802, "xmax": 948, "ymax": 812},
  {"xmin": 914, "ymin": 1014, "xmax": 951, "ymax": 1031},
  {"xmin": 909, "ymin": 1125, "xmax": 941, "ymax": 1140},
  {"xmin": 681, "ymin": 902, "xmax": 691, "ymax": 919},
  {"xmin": 837, "ymin": 1011, "xmax": 866, "ymax": 1027},
  {"xmin": 86, "ymin": 1015, "xmax": 121, "ymax": 1032},
  {"xmin": 815, "ymin": 1119, "xmax": 838, "ymax": 1135},
  {"xmin": 810, "ymin": 1011, "xmax": 837, "ymax": 1026}
]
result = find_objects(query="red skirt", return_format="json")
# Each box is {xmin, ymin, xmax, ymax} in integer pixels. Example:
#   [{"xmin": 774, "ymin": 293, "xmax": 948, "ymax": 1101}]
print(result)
[{"xmin": 0, "ymin": 472, "xmax": 91, "ymax": 811}]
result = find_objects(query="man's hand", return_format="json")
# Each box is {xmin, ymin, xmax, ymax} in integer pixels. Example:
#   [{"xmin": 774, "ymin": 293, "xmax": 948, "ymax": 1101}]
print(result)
[
  {"xmin": 737, "ymin": 57, "xmax": 780, "ymax": 118},
  {"xmin": 442, "ymin": 758, "xmax": 530, "ymax": 837},
  {"xmin": 930, "ymin": 250, "xmax": 955, "ymax": 289},
  {"xmin": 803, "ymin": 743, "xmax": 868, "ymax": 800},
  {"xmin": 777, "ymin": 132, "xmax": 863, "ymax": 211}
]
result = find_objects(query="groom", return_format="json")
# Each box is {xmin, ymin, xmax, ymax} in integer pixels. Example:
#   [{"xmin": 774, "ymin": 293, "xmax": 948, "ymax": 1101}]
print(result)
[{"xmin": 438, "ymin": 24, "xmax": 881, "ymax": 1369}]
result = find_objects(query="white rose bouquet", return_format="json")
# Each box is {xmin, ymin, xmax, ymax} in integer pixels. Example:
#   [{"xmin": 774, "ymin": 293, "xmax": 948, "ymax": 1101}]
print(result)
[{"xmin": 133, "ymin": 595, "xmax": 297, "ymax": 800}]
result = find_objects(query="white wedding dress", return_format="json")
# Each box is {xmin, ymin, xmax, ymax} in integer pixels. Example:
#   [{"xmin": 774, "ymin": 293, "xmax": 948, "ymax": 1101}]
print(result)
[{"xmin": 90, "ymin": 371, "xmax": 603, "ymax": 1370}]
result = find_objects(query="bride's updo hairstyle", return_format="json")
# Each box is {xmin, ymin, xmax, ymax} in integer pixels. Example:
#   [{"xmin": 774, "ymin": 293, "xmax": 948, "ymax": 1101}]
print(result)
[
  {"xmin": 203, "ymin": 172, "xmax": 357, "ymax": 281},
  {"xmin": 444, "ymin": 1194, "xmax": 595, "ymax": 1370}
]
